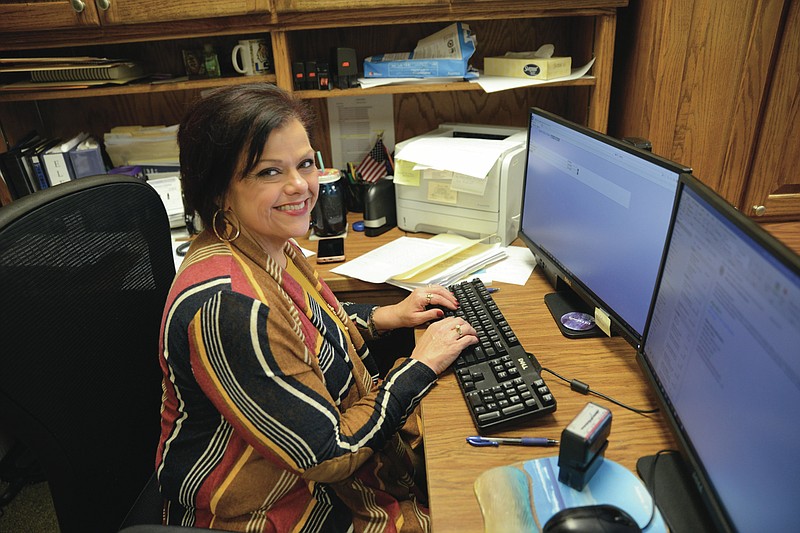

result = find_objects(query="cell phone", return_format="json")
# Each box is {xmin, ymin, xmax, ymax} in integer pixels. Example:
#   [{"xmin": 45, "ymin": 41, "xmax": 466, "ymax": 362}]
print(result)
[{"xmin": 316, "ymin": 237, "xmax": 345, "ymax": 263}]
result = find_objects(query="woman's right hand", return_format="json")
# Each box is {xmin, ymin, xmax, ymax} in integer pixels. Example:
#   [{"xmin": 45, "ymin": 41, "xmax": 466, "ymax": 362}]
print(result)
[{"xmin": 411, "ymin": 316, "xmax": 478, "ymax": 375}]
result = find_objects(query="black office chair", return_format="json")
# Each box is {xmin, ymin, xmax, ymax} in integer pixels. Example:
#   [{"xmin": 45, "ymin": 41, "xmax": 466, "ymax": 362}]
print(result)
[{"xmin": 0, "ymin": 174, "xmax": 176, "ymax": 532}]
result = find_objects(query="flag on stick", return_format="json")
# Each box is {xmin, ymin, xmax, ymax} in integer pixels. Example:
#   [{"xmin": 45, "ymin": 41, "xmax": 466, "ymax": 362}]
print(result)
[{"xmin": 357, "ymin": 135, "xmax": 393, "ymax": 183}]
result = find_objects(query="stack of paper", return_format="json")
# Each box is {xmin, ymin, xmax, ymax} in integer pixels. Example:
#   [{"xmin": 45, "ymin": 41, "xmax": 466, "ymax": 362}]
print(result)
[
  {"xmin": 331, "ymin": 233, "xmax": 506, "ymax": 290},
  {"xmin": 147, "ymin": 174, "xmax": 184, "ymax": 229},
  {"xmin": 103, "ymin": 124, "xmax": 179, "ymax": 168}
]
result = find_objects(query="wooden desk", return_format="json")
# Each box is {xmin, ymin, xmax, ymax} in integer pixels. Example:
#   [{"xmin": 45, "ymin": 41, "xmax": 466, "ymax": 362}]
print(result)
[
  {"xmin": 302, "ymin": 215, "xmax": 677, "ymax": 531},
  {"xmin": 294, "ymin": 214, "xmax": 410, "ymax": 305},
  {"xmin": 419, "ymin": 272, "xmax": 678, "ymax": 532}
]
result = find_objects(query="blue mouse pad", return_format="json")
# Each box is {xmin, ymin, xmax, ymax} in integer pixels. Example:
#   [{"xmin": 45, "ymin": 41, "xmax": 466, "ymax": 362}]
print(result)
[{"xmin": 474, "ymin": 456, "xmax": 667, "ymax": 532}]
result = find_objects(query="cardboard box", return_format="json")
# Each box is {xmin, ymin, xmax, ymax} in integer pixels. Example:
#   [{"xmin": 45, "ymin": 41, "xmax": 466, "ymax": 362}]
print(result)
[
  {"xmin": 364, "ymin": 22, "xmax": 476, "ymax": 79},
  {"xmin": 484, "ymin": 56, "xmax": 572, "ymax": 80},
  {"xmin": 364, "ymin": 55, "xmax": 470, "ymax": 78}
]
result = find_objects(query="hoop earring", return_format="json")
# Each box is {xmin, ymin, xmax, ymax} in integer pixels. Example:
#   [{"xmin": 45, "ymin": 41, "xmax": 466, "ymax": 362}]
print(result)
[{"xmin": 212, "ymin": 209, "xmax": 241, "ymax": 242}]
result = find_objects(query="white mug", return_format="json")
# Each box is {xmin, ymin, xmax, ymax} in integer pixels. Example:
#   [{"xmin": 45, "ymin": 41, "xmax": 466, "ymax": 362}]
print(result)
[{"xmin": 231, "ymin": 39, "xmax": 270, "ymax": 76}]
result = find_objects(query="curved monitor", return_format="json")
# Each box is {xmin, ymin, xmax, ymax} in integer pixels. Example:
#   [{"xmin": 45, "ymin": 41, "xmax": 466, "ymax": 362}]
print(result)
[
  {"xmin": 518, "ymin": 108, "xmax": 689, "ymax": 347},
  {"xmin": 637, "ymin": 173, "xmax": 800, "ymax": 531}
]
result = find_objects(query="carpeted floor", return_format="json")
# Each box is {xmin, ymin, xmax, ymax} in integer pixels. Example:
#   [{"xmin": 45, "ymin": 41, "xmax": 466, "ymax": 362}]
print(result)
[{"xmin": 0, "ymin": 481, "xmax": 58, "ymax": 533}]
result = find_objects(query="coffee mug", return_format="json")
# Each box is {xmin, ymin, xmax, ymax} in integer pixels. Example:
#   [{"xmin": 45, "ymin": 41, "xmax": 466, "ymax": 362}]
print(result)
[
  {"xmin": 231, "ymin": 39, "xmax": 270, "ymax": 76},
  {"xmin": 312, "ymin": 169, "xmax": 346, "ymax": 237}
]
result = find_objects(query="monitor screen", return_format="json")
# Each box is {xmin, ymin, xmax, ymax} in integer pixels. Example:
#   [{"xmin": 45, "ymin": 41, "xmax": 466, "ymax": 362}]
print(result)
[
  {"xmin": 518, "ymin": 108, "xmax": 688, "ymax": 346},
  {"xmin": 639, "ymin": 174, "xmax": 800, "ymax": 531}
]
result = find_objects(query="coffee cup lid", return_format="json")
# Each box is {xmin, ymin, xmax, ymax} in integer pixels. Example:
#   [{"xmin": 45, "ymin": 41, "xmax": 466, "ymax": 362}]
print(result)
[{"xmin": 319, "ymin": 169, "xmax": 341, "ymax": 184}]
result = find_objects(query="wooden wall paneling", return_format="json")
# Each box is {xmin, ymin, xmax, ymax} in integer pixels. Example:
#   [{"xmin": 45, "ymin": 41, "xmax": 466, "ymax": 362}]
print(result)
[
  {"xmin": 610, "ymin": 0, "xmax": 793, "ymax": 212},
  {"xmin": 306, "ymin": 99, "xmax": 333, "ymax": 167},
  {"xmin": 392, "ymin": 87, "xmax": 578, "ymax": 142},
  {"xmin": 672, "ymin": 1, "xmax": 783, "ymax": 198},
  {"xmin": 716, "ymin": 0, "xmax": 786, "ymax": 205},
  {"xmin": 0, "ymin": 102, "xmax": 41, "ymax": 148},
  {"xmin": 637, "ymin": 0, "xmax": 690, "ymax": 161},
  {"xmin": 743, "ymin": 0, "xmax": 800, "ymax": 219},
  {"xmin": 608, "ymin": 0, "xmax": 662, "ymax": 145},
  {"xmin": 32, "ymin": 92, "xmax": 199, "ymax": 144}
]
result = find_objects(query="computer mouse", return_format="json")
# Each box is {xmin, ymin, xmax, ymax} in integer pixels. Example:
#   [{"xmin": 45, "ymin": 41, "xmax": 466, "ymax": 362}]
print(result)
[{"xmin": 542, "ymin": 504, "xmax": 642, "ymax": 533}]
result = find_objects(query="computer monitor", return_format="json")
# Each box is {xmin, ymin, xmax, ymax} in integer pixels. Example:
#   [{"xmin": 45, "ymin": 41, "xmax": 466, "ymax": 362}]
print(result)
[
  {"xmin": 518, "ymin": 108, "xmax": 689, "ymax": 347},
  {"xmin": 636, "ymin": 173, "xmax": 800, "ymax": 532}
]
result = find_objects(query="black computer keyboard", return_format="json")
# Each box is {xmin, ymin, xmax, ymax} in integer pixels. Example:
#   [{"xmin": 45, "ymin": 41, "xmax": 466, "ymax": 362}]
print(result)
[{"xmin": 444, "ymin": 279, "xmax": 556, "ymax": 434}]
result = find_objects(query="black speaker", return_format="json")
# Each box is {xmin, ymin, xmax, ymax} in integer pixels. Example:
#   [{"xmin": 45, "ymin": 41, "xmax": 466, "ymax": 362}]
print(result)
[
  {"xmin": 363, "ymin": 178, "xmax": 396, "ymax": 237},
  {"xmin": 292, "ymin": 61, "xmax": 305, "ymax": 91},
  {"xmin": 331, "ymin": 47, "xmax": 358, "ymax": 89}
]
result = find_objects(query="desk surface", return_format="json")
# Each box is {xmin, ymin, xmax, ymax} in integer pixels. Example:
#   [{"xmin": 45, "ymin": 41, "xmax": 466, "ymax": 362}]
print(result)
[
  {"xmin": 299, "ymin": 215, "xmax": 678, "ymax": 532},
  {"xmin": 294, "ymin": 217, "xmax": 412, "ymax": 305},
  {"xmin": 419, "ymin": 275, "xmax": 677, "ymax": 531}
]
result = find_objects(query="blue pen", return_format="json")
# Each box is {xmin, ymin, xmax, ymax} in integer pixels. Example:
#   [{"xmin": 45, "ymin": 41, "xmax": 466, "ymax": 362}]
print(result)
[
  {"xmin": 486, "ymin": 287, "xmax": 500, "ymax": 293},
  {"xmin": 467, "ymin": 436, "xmax": 559, "ymax": 447}
]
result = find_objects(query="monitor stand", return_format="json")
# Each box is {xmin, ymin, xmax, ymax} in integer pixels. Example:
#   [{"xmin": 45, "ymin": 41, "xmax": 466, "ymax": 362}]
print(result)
[
  {"xmin": 636, "ymin": 453, "xmax": 717, "ymax": 533},
  {"xmin": 544, "ymin": 290, "xmax": 605, "ymax": 339}
]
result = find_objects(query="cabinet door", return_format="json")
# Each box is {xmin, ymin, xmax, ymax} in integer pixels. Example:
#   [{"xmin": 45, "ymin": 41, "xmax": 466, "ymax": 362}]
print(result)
[
  {"xmin": 97, "ymin": 0, "xmax": 271, "ymax": 25},
  {"xmin": 742, "ymin": 0, "xmax": 800, "ymax": 220},
  {"xmin": 0, "ymin": 0, "xmax": 100, "ymax": 32},
  {"xmin": 274, "ymin": 0, "xmax": 446, "ymax": 11}
]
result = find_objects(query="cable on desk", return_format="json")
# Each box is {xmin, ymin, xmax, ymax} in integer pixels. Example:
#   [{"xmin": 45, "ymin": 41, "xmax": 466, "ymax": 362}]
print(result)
[
  {"xmin": 642, "ymin": 448, "xmax": 680, "ymax": 532},
  {"xmin": 537, "ymin": 362, "xmax": 660, "ymax": 415}
]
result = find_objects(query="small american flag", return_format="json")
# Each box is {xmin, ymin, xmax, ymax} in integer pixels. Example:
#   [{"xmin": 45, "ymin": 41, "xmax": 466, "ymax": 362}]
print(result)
[{"xmin": 357, "ymin": 136, "xmax": 393, "ymax": 183}]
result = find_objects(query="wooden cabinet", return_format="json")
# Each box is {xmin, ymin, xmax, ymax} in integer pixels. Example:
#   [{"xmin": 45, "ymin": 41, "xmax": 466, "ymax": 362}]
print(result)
[
  {"xmin": 274, "ymin": 0, "xmax": 446, "ymax": 11},
  {"xmin": 0, "ymin": 1, "xmax": 627, "ymax": 205},
  {"xmin": 0, "ymin": 0, "xmax": 271, "ymax": 32},
  {"xmin": 97, "ymin": 0, "xmax": 271, "ymax": 26},
  {"xmin": 609, "ymin": 0, "xmax": 799, "ymax": 221},
  {"xmin": 742, "ymin": 0, "xmax": 800, "ymax": 220},
  {"xmin": 0, "ymin": 0, "xmax": 101, "ymax": 32}
]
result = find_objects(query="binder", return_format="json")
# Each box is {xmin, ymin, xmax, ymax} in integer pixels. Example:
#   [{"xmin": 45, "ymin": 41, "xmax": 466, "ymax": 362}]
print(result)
[
  {"xmin": 68, "ymin": 137, "xmax": 106, "ymax": 179},
  {"xmin": 0, "ymin": 132, "xmax": 42, "ymax": 199},
  {"xmin": 0, "ymin": 151, "xmax": 32, "ymax": 199},
  {"xmin": 25, "ymin": 137, "xmax": 61, "ymax": 190},
  {"xmin": 41, "ymin": 132, "xmax": 89, "ymax": 186}
]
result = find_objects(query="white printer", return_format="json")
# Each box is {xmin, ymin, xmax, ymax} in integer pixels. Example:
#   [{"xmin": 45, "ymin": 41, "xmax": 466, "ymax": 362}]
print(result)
[{"xmin": 394, "ymin": 123, "xmax": 527, "ymax": 246}]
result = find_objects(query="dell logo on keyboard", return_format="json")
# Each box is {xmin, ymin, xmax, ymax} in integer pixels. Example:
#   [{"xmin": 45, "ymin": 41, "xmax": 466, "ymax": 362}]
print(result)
[{"xmin": 518, "ymin": 357, "xmax": 528, "ymax": 370}]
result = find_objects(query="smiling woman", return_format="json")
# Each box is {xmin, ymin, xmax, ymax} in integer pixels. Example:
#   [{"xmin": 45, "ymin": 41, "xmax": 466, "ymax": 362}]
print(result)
[{"xmin": 155, "ymin": 83, "xmax": 478, "ymax": 532}]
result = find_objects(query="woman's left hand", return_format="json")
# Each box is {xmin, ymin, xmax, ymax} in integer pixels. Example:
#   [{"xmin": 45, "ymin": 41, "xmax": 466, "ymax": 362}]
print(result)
[{"xmin": 369, "ymin": 285, "xmax": 458, "ymax": 332}]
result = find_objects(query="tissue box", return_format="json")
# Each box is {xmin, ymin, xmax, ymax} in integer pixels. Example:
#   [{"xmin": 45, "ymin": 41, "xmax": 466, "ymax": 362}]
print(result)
[{"xmin": 484, "ymin": 56, "xmax": 571, "ymax": 80}]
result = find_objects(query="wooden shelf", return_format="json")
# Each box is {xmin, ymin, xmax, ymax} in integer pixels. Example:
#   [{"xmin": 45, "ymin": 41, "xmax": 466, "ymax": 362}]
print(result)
[
  {"xmin": 0, "ymin": 74, "xmax": 278, "ymax": 103},
  {"xmin": 0, "ymin": 73, "xmax": 596, "ymax": 103},
  {"xmin": 0, "ymin": 1, "xmax": 624, "ymax": 206},
  {"xmin": 295, "ymin": 76, "xmax": 596, "ymax": 99}
]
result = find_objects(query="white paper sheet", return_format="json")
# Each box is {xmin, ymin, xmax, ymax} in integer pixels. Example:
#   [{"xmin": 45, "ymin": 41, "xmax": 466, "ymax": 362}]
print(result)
[
  {"xmin": 482, "ymin": 246, "xmax": 537, "ymax": 285},
  {"xmin": 394, "ymin": 138, "xmax": 520, "ymax": 180},
  {"xmin": 330, "ymin": 236, "xmax": 459, "ymax": 284},
  {"xmin": 326, "ymin": 94, "xmax": 395, "ymax": 170}
]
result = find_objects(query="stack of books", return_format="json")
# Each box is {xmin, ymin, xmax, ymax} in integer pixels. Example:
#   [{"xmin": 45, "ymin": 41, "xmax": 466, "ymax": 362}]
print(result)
[
  {"xmin": 0, "ymin": 131, "xmax": 107, "ymax": 200},
  {"xmin": 0, "ymin": 57, "xmax": 146, "ymax": 91}
]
